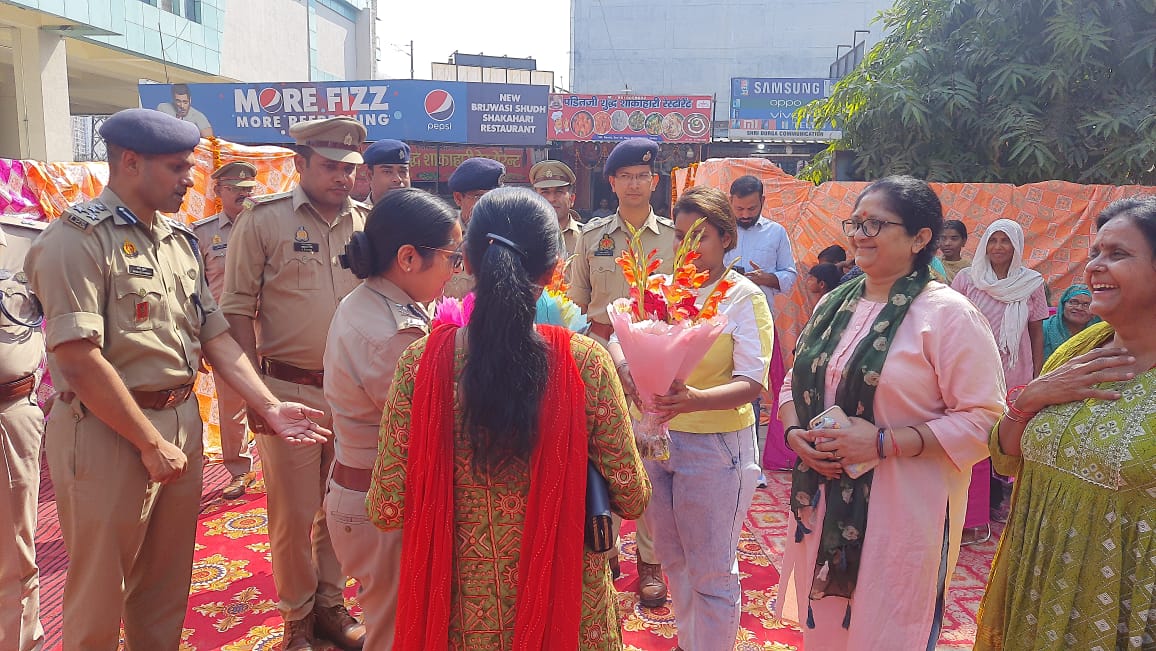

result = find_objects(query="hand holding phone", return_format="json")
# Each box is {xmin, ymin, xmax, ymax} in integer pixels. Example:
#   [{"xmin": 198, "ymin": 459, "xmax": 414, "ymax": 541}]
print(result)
[{"xmin": 809, "ymin": 405, "xmax": 878, "ymax": 479}]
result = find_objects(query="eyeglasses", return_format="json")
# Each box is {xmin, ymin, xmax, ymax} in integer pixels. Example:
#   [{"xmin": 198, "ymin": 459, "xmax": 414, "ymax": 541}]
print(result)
[
  {"xmin": 418, "ymin": 245, "xmax": 464, "ymax": 271},
  {"xmin": 1067, "ymin": 299, "xmax": 1092, "ymax": 309},
  {"xmin": 614, "ymin": 172, "xmax": 654, "ymax": 186},
  {"xmin": 842, "ymin": 219, "xmax": 906, "ymax": 237}
]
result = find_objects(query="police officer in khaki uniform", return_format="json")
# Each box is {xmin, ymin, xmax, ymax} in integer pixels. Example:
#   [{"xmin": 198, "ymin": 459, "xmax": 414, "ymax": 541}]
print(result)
[
  {"xmin": 25, "ymin": 108, "xmax": 330, "ymax": 651},
  {"xmin": 362, "ymin": 139, "xmax": 411, "ymax": 206},
  {"xmin": 528, "ymin": 159, "xmax": 583, "ymax": 256},
  {"xmin": 221, "ymin": 116, "xmax": 369, "ymax": 651},
  {"xmin": 324, "ymin": 187, "xmax": 461, "ymax": 650},
  {"xmin": 0, "ymin": 215, "xmax": 47, "ymax": 651},
  {"xmin": 567, "ymin": 137, "xmax": 674, "ymax": 607},
  {"xmin": 442, "ymin": 157, "xmax": 504, "ymax": 299},
  {"xmin": 192, "ymin": 161, "xmax": 258, "ymax": 499}
]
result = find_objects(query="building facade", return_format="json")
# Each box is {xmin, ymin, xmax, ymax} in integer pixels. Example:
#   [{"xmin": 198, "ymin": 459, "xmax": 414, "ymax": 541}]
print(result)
[{"xmin": 0, "ymin": 0, "xmax": 375, "ymax": 161}]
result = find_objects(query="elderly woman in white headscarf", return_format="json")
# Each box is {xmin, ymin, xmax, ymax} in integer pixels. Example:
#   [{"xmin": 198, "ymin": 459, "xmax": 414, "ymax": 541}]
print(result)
[{"xmin": 951, "ymin": 219, "xmax": 1049, "ymax": 388}]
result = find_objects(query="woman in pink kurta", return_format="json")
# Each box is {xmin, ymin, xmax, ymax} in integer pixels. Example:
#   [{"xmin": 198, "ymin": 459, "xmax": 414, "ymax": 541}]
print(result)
[{"xmin": 776, "ymin": 177, "xmax": 1004, "ymax": 650}]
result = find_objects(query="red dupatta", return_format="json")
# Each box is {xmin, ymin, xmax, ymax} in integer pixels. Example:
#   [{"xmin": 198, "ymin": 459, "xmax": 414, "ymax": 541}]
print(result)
[{"xmin": 393, "ymin": 323, "xmax": 588, "ymax": 651}]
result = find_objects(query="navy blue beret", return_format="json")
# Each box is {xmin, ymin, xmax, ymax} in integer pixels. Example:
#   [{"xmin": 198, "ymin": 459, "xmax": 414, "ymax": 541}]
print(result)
[
  {"xmin": 99, "ymin": 108, "xmax": 201, "ymax": 154},
  {"xmin": 363, "ymin": 139, "xmax": 411, "ymax": 166},
  {"xmin": 605, "ymin": 138, "xmax": 659, "ymax": 178},
  {"xmin": 448, "ymin": 157, "xmax": 505, "ymax": 193}
]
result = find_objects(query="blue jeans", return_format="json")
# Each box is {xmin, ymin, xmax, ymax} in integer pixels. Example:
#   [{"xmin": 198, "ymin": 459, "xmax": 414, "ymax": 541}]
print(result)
[{"xmin": 642, "ymin": 426, "xmax": 760, "ymax": 651}]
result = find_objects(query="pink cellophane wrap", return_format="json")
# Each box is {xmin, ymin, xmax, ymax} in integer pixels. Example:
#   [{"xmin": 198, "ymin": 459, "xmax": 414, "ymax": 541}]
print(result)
[{"xmin": 607, "ymin": 298, "xmax": 727, "ymax": 459}]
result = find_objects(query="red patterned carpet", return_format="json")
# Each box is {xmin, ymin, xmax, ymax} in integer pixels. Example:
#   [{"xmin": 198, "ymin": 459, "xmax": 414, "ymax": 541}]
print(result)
[{"xmin": 35, "ymin": 461, "xmax": 997, "ymax": 649}]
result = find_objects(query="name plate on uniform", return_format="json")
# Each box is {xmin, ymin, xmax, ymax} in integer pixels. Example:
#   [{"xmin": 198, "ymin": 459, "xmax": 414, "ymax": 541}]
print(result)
[
  {"xmin": 293, "ymin": 242, "xmax": 320, "ymax": 253},
  {"xmin": 128, "ymin": 265, "xmax": 154, "ymax": 278}
]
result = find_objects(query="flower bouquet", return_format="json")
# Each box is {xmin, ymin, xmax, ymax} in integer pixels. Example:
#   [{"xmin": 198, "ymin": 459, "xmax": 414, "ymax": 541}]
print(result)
[
  {"xmin": 609, "ymin": 219, "xmax": 734, "ymax": 460},
  {"xmin": 432, "ymin": 258, "xmax": 588, "ymax": 333}
]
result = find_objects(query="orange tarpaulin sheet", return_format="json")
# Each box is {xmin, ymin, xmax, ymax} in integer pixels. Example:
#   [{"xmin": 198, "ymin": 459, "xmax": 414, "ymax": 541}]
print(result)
[{"xmin": 674, "ymin": 158, "xmax": 1155, "ymax": 358}]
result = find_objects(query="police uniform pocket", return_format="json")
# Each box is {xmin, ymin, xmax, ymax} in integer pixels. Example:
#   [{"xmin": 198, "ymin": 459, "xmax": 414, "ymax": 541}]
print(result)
[
  {"xmin": 291, "ymin": 256, "xmax": 323, "ymax": 290},
  {"xmin": 591, "ymin": 256, "xmax": 621, "ymax": 276},
  {"xmin": 113, "ymin": 274, "xmax": 168, "ymax": 331}
]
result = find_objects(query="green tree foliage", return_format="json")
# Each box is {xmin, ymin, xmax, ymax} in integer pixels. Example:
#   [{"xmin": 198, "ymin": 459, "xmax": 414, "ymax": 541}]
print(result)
[{"xmin": 798, "ymin": 0, "xmax": 1156, "ymax": 184}]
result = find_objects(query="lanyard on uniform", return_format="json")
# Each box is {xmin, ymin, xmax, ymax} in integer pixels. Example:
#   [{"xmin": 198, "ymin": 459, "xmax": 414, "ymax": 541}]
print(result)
[
  {"xmin": 0, "ymin": 288, "xmax": 44, "ymax": 329},
  {"xmin": 191, "ymin": 293, "xmax": 208, "ymax": 326}
]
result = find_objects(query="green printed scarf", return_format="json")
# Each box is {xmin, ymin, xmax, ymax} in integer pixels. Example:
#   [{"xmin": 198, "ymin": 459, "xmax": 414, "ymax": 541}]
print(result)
[{"xmin": 789, "ymin": 266, "xmax": 930, "ymax": 626}]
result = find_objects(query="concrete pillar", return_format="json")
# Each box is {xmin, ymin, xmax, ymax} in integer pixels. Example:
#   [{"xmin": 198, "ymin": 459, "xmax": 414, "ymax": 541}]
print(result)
[{"xmin": 12, "ymin": 25, "xmax": 73, "ymax": 161}]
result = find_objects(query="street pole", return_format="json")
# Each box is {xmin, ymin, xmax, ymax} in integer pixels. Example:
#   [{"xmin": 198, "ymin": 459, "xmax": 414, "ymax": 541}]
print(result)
[{"xmin": 409, "ymin": 40, "xmax": 414, "ymax": 79}]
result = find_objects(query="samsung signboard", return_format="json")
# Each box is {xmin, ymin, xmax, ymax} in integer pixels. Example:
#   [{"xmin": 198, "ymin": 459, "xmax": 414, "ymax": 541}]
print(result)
[{"xmin": 728, "ymin": 77, "xmax": 842, "ymax": 142}]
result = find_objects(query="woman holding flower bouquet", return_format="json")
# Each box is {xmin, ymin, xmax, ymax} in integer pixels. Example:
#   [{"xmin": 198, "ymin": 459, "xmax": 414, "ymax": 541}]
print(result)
[
  {"xmin": 367, "ymin": 188, "xmax": 651, "ymax": 650},
  {"xmin": 611, "ymin": 186, "xmax": 774, "ymax": 651},
  {"xmin": 776, "ymin": 176, "xmax": 1004, "ymax": 650}
]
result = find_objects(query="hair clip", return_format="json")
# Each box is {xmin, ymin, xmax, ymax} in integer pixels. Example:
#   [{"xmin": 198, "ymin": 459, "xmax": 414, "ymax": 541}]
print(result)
[{"xmin": 485, "ymin": 232, "xmax": 528, "ymax": 259}]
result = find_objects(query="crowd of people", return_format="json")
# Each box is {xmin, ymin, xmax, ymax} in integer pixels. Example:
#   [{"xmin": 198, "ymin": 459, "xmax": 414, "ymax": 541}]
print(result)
[{"xmin": 0, "ymin": 107, "xmax": 1153, "ymax": 651}]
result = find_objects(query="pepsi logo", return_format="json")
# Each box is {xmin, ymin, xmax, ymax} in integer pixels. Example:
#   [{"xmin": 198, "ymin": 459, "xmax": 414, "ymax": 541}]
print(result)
[
  {"xmin": 259, "ymin": 88, "xmax": 283, "ymax": 114},
  {"xmin": 424, "ymin": 89, "xmax": 455, "ymax": 122}
]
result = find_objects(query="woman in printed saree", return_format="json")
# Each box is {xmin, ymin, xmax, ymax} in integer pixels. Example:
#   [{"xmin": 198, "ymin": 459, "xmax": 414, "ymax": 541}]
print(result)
[
  {"xmin": 365, "ymin": 188, "xmax": 651, "ymax": 651},
  {"xmin": 976, "ymin": 197, "xmax": 1156, "ymax": 651},
  {"xmin": 1041, "ymin": 283, "xmax": 1100, "ymax": 360},
  {"xmin": 776, "ymin": 176, "xmax": 1004, "ymax": 650}
]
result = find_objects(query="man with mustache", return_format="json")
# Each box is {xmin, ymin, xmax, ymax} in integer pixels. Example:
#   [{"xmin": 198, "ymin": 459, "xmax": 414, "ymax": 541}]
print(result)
[
  {"xmin": 192, "ymin": 161, "xmax": 259, "ymax": 499},
  {"xmin": 222, "ymin": 116, "xmax": 370, "ymax": 651},
  {"xmin": 362, "ymin": 139, "xmax": 411, "ymax": 206},
  {"xmin": 24, "ymin": 108, "xmax": 330, "ymax": 650}
]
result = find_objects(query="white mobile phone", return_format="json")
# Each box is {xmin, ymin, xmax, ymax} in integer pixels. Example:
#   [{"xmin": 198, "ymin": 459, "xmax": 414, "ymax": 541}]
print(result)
[{"xmin": 809, "ymin": 405, "xmax": 878, "ymax": 479}]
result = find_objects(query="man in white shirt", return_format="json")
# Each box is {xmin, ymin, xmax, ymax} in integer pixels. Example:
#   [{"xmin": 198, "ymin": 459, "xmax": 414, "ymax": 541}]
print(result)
[
  {"xmin": 725, "ymin": 175, "xmax": 797, "ymax": 475},
  {"xmin": 156, "ymin": 83, "xmax": 214, "ymax": 137}
]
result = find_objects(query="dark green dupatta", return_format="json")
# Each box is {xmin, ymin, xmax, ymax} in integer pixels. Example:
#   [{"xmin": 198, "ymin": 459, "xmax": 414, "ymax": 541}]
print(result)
[{"xmin": 789, "ymin": 266, "xmax": 930, "ymax": 627}]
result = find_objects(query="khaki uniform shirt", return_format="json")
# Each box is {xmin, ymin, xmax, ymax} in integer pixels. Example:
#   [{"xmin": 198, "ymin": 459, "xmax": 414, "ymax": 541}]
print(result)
[
  {"xmin": 25, "ymin": 189, "xmax": 230, "ymax": 393},
  {"xmin": 568, "ymin": 211, "xmax": 675, "ymax": 326},
  {"xmin": 190, "ymin": 211, "xmax": 238, "ymax": 301},
  {"xmin": 560, "ymin": 211, "xmax": 583, "ymax": 258},
  {"xmin": 323, "ymin": 276, "xmax": 430, "ymax": 469},
  {"xmin": 220, "ymin": 186, "xmax": 367, "ymax": 371},
  {"xmin": 0, "ymin": 216, "xmax": 47, "ymax": 384}
]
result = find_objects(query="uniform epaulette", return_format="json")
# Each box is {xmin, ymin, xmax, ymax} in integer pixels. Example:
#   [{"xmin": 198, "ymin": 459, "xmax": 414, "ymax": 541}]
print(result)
[
  {"xmin": 61, "ymin": 201, "xmax": 113, "ymax": 234},
  {"xmin": 244, "ymin": 191, "xmax": 292, "ymax": 209},
  {"xmin": 655, "ymin": 215, "xmax": 674, "ymax": 228},
  {"xmin": 581, "ymin": 215, "xmax": 612, "ymax": 233},
  {"xmin": 0, "ymin": 215, "xmax": 48, "ymax": 231},
  {"xmin": 351, "ymin": 198, "xmax": 371, "ymax": 211},
  {"xmin": 165, "ymin": 216, "xmax": 194, "ymax": 235},
  {"xmin": 190, "ymin": 214, "xmax": 220, "ymax": 229}
]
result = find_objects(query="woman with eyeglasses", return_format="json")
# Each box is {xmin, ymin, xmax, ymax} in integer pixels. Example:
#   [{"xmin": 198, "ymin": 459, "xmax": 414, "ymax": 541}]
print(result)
[
  {"xmin": 1041, "ymin": 284, "xmax": 1100, "ymax": 360},
  {"xmin": 321, "ymin": 187, "xmax": 464, "ymax": 649},
  {"xmin": 776, "ymin": 176, "xmax": 1004, "ymax": 649}
]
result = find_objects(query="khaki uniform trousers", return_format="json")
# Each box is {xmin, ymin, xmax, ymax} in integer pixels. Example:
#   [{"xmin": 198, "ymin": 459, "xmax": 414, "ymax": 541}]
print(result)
[
  {"xmin": 0, "ymin": 394, "xmax": 45, "ymax": 651},
  {"xmin": 46, "ymin": 396, "xmax": 203, "ymax": 651},
  {"xmin": 256, "ymin": 376, "xmax": 344, "ymax": 622},
  {"xmin": 587, "ymin": 330, "xmax": 659, "ymax": 565},
  {"xmin": 324, "ymin": 481, "xmax": 401, "ymax": 651},
  {"xmin": 211, "ymin": 370, "xmax": 252, "ymax": 478}
]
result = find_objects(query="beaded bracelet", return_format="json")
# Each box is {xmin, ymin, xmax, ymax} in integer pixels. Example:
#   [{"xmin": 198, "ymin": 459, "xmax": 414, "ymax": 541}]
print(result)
[{"xmin": 876, "ymin": 428, "xmax": 887, "ymax": 459}]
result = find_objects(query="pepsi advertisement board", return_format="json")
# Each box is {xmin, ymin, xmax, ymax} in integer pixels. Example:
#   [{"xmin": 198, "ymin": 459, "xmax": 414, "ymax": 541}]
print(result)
[
  {"xmin": 137, "ymin": 81, "xmax": 549, "ymax": 146},
  {"xmin": 728, "ymin": 77, "xmax": 842, "ymax": 141}
]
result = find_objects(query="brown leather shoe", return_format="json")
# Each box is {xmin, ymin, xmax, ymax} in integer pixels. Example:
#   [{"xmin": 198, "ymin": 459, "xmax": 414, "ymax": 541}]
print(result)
[
  {"xmin": 637, "ymin": 561, "xmax": 668, "ymax": 608},
  {"xmin": 222, "ymin": 472, "xmax": 253, "ymax": 500},
  {"xmin": 313, "ymin": 603, "xmax": 366, "ymax": 650},
  {"xmin": 280, "ymin": 614, "xmax": 316, "ymax": 651}
]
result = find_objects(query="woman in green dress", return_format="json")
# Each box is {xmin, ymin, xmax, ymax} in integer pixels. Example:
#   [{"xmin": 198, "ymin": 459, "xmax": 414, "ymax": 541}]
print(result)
[{"xmin": 976, "ymin": 197, "xmax": 1156, "ymax": 650}]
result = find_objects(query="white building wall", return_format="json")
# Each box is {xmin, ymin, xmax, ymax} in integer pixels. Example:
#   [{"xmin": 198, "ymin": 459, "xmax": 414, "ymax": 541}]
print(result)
[
  {"xmin": 571, "ymin": 0, "xmax": 895, "ymax": 98},
  {"xmin": 314, "ymin": 3, "xmax": 357, "ymax": 80},
  {"xmin": 219, "ymin": 0, "xmax": 311, "ymax": 81}
]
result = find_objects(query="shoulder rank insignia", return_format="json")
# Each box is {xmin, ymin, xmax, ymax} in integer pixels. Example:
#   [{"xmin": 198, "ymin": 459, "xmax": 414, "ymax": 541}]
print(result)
[
  {"xmin": 63, "ymin": 201, "xmax": 113, "ymax": 233},
  {"xmin": 244, "ymin": 191, "xmax": 292, "ymax": 210}
]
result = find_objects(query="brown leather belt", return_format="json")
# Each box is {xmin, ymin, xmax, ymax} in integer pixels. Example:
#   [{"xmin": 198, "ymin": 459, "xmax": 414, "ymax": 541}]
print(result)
[
  {"xmin": 262, "ymin": 358, "xmax": 324, "ymax": 388},
  {"xmin": 588, "ymin": 321, "xmax": 613, "ymax": 341},
  {"xmin": 331, "ymin": 461, "xmax": 372, "ymax": 493},
  {"xmin": 130, "ymin": 384, "xmax": 195, "ymax": 410},
  {"xmin": 0, "ymin": 374, "xmax": 35, "ymax": 401}
]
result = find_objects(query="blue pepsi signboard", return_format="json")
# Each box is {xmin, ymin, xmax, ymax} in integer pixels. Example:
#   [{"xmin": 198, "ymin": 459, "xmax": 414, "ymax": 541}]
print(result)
[
  {"xmin": 728, "ymin": 77, "xmax": 841, "ymax": 141},
  {"xmin": 137, "ymin": 80, "xmax": 549, "ymax": 146}
]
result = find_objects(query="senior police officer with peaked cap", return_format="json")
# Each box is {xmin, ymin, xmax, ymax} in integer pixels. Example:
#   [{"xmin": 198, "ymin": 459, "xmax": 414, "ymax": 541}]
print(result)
[
  {"xmin": 362, "ymin": 139, "xmax": 411, "ymax": 205},
  {"xmin": 25, "ymin": 108, "xmax": 330, "ymax": 651},
  {"xmin": 222, "ymin": 115, "xmax": 369, "ymax": 651},
  {"xmin": 192, "ymin": 160, "xmax": 259, "ymax": 500},
  {"xmin": 0, "ymin": 213, "xmax": 47, "ymax": 651},
  {"xmin": 566, "ymin": 137, "xmax": 674, "ymax": 607},
  {"xmin": 529, "ymin": 159, "xmax": 583, "ymax": 256},
  {"xmin": 442, "ymin": 156, "xmax": 504, "ymax": 299}
]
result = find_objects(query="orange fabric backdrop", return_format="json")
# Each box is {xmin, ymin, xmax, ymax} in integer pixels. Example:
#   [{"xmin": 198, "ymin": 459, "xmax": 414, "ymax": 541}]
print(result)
[{"xmin": 674, "ymin": 158, "xmax": 1156, "ymax": 358}]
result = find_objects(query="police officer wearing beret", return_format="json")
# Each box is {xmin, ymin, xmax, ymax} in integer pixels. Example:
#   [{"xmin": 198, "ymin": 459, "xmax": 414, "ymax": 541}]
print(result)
[
  {"xmin": 567, "ymin": 137, "xmax": 673, "ymax": 607},
  {"xmin": 221, "ymin": 116, "xmax": 369, "ymax": 651},
  {"xmin": 0, "ymin": 214, "xmax": 47, "ymax": 651},
  {"xmin": 24, "ymin": 108, "xmax": 330, "ymax": 651},
  {"xmin": 529, "ymin": 159, "xmax": 583, "ymax": 256},
  {"xmin": 363, "ymin": 139, "xmax": 411, "ymax": 206},
  {"xmin": 442, "ymin": 157, "xmax": 504, "ymax": 299},
  {"xmin": 192, "ymin": 161, "xmax": 259, "ymax": 500}
]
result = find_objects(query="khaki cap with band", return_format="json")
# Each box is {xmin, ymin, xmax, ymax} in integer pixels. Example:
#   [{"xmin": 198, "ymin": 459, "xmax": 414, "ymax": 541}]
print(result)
[
  {"xmin": 288, "ymin": 116, "xmax": 367, "ymax": 164},
  {"xmin": 529, "ymin": 160, "xmax": 576, "ymax": 189},
  {"xmin": 211, "ymin": 161, "xmax": 258, "ymax": 187}
]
